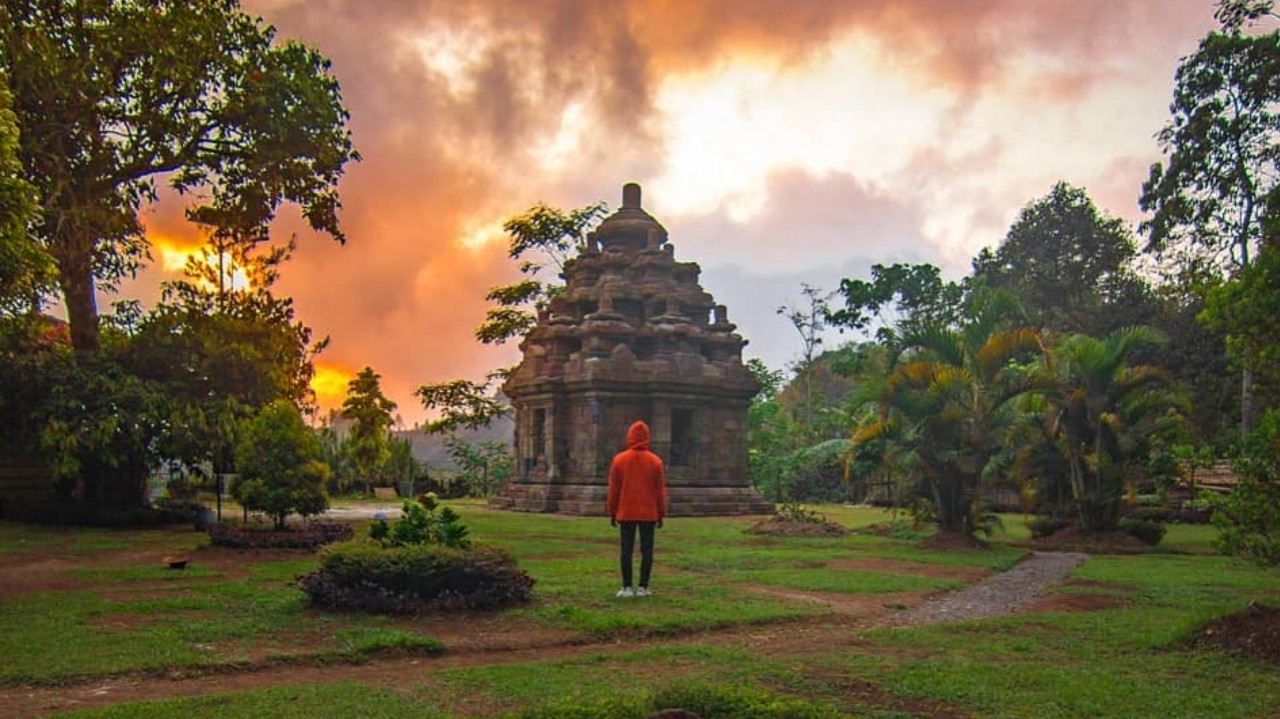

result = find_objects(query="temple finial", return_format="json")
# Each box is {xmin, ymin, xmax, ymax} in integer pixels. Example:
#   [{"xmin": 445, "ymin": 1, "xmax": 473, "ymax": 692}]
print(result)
[{"xmin": 622, "ymin": 182, "xmax": 641, "ymax": 209}]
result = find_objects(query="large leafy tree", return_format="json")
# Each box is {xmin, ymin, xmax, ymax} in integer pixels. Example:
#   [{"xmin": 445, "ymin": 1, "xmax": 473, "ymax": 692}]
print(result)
[
  {"xmin": 340, "ymin": 366, "xmax": 396, "ymax": 492},
  {"xmin": 125, "ymin": 243, "xmax": 320, "ymax": 479},
  {"xmin": 854, "ymin": 290, "xmax": 1043, "ymax": 537},
  {"xmin": 0, "ymin": 0, "xmax": 358, "ymax": 356},
  {"xmin": 1140, "ymin": 7, "xmax": 1280, "ymax": 433},
  {"xmin": 0, "ymin": 75, "xmax": 50, "ymax": 314},
  {"xmin": 974, "ymin": 182, "xmax": 1150, "ymax": 336}
]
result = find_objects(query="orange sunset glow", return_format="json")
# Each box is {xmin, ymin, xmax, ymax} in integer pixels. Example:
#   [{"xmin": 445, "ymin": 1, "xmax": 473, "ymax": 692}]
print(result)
[
  {"xmin": 310, "ymin": 362, "xmax": 356, "ymax": 411},
  {"xmin": 104, "ymin": 0, "xmax": 1222, "ymax": 425}
]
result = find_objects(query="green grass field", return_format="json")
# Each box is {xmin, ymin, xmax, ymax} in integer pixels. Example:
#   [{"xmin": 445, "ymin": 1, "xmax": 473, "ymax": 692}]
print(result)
[{"xmin": 2, "ymin": 502, "xmax": 1277, "ymax": 718}]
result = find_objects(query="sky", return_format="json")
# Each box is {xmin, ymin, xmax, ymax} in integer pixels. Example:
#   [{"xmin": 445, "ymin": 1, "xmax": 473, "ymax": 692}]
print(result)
[{"xmin": 121, "ymin": 0, "xmax": 1222, "ymax": 425}]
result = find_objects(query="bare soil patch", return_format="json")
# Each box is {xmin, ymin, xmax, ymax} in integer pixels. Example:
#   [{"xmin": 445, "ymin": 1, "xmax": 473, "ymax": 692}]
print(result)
[
  {"xmin": 0, "ymin": 556, "xmax": 88, "ymax": 599},
  {"xmin": 1191, "ymin": 601, "xmax": 1280, "ymax": 666},
  {"xmin": 1026, "ymin": 591, "xmax": 1130, "ymax": 614},
  {"xmin": 746, "ymin": 518, "xmax": 848, "ymax": 537}
]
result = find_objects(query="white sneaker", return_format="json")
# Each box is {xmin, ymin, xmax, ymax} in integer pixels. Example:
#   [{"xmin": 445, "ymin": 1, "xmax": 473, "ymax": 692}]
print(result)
[
  {"xmin": 636, "ymin": 587, "xmax": 650, "ymax": 597},
  {"xmin": 616, "ymin": 587, "xmax": 635, "ymax": 598}
]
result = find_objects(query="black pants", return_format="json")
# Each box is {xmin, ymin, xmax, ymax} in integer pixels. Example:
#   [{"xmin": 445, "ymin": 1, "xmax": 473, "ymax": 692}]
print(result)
[{"xmin": 619, "ymin": 521, "xmax": 656, "ymax": 588}]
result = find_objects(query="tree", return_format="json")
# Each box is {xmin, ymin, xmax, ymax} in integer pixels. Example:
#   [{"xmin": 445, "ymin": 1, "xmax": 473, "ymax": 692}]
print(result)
[
  {"xmin": 416, "ymin": 202, "xmax": 605, "ymax": 431},
  {"xmin": 853, "ymin": 289, "xmax": 1043, "ymax": 537},
  {"xmin": 475, "ymin": 202, "xmax": 607, "ymax": 346},
  {"xmin": 776, "ymin": 284, "xmax": 833, "ymax": 435},
  {"xmin": 382, "ymin": 435, "xmax": 422, "ymax": 492},
  {"xmin": 232, "ymin": 400, "xmax": 329, "ymax": 529},
  {"xmin": 1, "ymin": 0, "xmax": 358, "ymax": 356},
  {"xmin": 1202, "ymin": 241, "xmax": 1280, "ymax": 406},
  {"xmin": 1214, "ymin": 408, "xmax": 1280, "ymax": 566},
  {"xmin": 415, "ymin": 377, "xmax": 511, "ymax": 435},
  {"xmin": 828, "ymin": 263, "xmax": 965, "ymax": 341},
  {"xmin": 341, "ymin": 367, "xmax": 396, "ymax": 493},
  {"xmin": 1140, "ymin": 15, "xmax": 1280, "ymax": 434},
  {"xmin": 126, "ymin": 242, "xmax": 321, "ymax": 479},
  {"xmin": 445, "ymin": 436, "xmax": 514, "ymax": 497},
  {"xmin": 1045, "ymin": 327, "xmax": 1173, "ymax": 531},
  {"xmin": 745, "ymin": 357, "xmax": 795, "ymax": 500},
  {"xmin": 0, "ymin": 75, "xmax": 50, "ymax": 314},
  {"xmin": 974, "ymin": 182, "xmax": 1149, "ymax": 336}
]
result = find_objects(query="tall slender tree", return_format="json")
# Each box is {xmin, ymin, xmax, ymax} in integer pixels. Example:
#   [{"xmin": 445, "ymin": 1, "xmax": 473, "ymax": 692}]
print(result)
[
  {"xmin": 341, "ymin": 367, "xmax": 396, "ymax": 493},
  {"xmin": 1140, "ymin": 9, "xmax": 1280, "ymax": 434}
]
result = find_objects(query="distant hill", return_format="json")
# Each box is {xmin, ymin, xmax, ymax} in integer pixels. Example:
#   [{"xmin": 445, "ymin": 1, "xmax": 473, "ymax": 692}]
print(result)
[{"xmin": 395, "ymin": 416, "xmax": 515, "ymax": 471}]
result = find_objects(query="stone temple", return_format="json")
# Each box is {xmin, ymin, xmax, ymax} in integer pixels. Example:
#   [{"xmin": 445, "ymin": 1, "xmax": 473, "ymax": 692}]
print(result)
[{"xmin": 490, "ymin": 183, "xmax": 773, "ymax": 516}]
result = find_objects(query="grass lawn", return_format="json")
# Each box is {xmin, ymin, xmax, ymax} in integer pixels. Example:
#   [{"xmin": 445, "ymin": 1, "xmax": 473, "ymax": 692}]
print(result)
[{"xmin": 2, "ymin": 503, "xmax": 1277, "ymax": 718}]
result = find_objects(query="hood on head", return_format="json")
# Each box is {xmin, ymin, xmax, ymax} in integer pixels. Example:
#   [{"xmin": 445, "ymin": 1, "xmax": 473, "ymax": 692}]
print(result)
[{"xmin": 626, "ymin": 420, "xmax": 650, "ymax": 450}]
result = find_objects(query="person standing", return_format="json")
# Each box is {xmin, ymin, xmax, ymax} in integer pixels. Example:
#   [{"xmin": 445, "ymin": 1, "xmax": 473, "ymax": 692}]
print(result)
[{"xmin": 606, "ymin": 420, "xmax": 667, "ymax": 598}]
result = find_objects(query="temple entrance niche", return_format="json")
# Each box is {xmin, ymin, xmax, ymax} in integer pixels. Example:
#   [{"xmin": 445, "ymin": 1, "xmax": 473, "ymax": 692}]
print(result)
[{"xmin": 490, "ymin": 183, "xmax": 772, "ymax": 516}]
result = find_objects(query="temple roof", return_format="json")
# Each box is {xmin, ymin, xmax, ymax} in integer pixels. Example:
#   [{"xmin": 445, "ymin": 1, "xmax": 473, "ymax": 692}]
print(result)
[{"xmin": 592, "ymin": 182, "xmax": 667, "ymax": 253}]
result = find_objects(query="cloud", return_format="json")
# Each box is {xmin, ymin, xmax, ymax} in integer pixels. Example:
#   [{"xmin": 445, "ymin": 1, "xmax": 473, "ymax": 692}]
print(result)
[
  {"xmin": 668, "ymin": 169, "xmax": 928, "ymax": 274},
  {"xmin": 101, "ymin": 0, "xmax": 1219, "ymax": 421}
]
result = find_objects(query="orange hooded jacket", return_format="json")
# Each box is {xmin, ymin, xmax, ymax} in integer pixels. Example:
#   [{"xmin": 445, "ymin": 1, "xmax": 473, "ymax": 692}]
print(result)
[{"xmin": 606, "ymin": 421, "xmax": 668, "ymax": 522}]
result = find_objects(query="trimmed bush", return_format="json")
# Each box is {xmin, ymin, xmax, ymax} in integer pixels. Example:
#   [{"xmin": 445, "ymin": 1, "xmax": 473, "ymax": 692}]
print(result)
[
  {"xmin": 299, "ymin": 541, "xmax": 534, "ymax": 613},
  {"xmin": 1026, "ymin": 516, "xmax": 1071, "ymax": 539},
  {"xmin": 1118, "ymin": 518, "xmax": 1167, "ymax": 546},
  {"xmin": 208, "ymin": 520, "xmax": 353, "ymax": 550}
]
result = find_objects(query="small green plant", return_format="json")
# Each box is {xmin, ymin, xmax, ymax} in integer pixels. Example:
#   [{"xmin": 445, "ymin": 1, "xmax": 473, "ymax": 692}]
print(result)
[
  {"xmin": 776, "ymin": 500, "xmax": 826, "ymax": 524},
  {"xmin": 369, "ymin": 492, "xmax": 470, "ymax": 549}
]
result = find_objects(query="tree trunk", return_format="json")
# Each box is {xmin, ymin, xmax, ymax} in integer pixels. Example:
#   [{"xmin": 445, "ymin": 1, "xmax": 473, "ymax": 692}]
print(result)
[
  {"xmin": 57, "ymin": 243, "xmax": 101, "ymax": 357},
  {"xmin": 1242, "ymin": 366, "xmax": 1255, "ymax": 438}
]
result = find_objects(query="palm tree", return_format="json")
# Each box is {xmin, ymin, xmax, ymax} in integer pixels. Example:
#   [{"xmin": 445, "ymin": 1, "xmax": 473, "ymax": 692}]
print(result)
[
  {"xmin": 854, "ymin": 290, "xmax": 1044, "ymax": 537},
  {"xmin": 1046, "ymin": 327, "xmax": 1171, "ymax": 531}
]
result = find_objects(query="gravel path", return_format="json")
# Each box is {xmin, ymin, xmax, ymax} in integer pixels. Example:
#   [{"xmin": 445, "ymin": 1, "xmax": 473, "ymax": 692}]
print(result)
[{"xmin": 881, "ymin": 551, "xmax": 1090, "ymax": 627}]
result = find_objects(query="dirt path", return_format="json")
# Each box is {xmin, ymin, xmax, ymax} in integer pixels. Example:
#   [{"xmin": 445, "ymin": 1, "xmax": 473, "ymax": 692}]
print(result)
[
  {"xmin": 0, "ymin": 551, "xmax": 1090, "ymax": 718},
  {"xmin": 881, "ymin": 551, "xmax": 1091, "ymax": 627}
]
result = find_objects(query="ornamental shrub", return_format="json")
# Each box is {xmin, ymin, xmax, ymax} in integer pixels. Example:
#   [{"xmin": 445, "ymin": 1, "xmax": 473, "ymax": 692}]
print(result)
[
  {"xmin": 298, "ymin": 541, "xmax": 534, "ymax": 613},
  {"xmin": 368, "ymin": 492, "xmax": 469, "ymax": 548}
]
